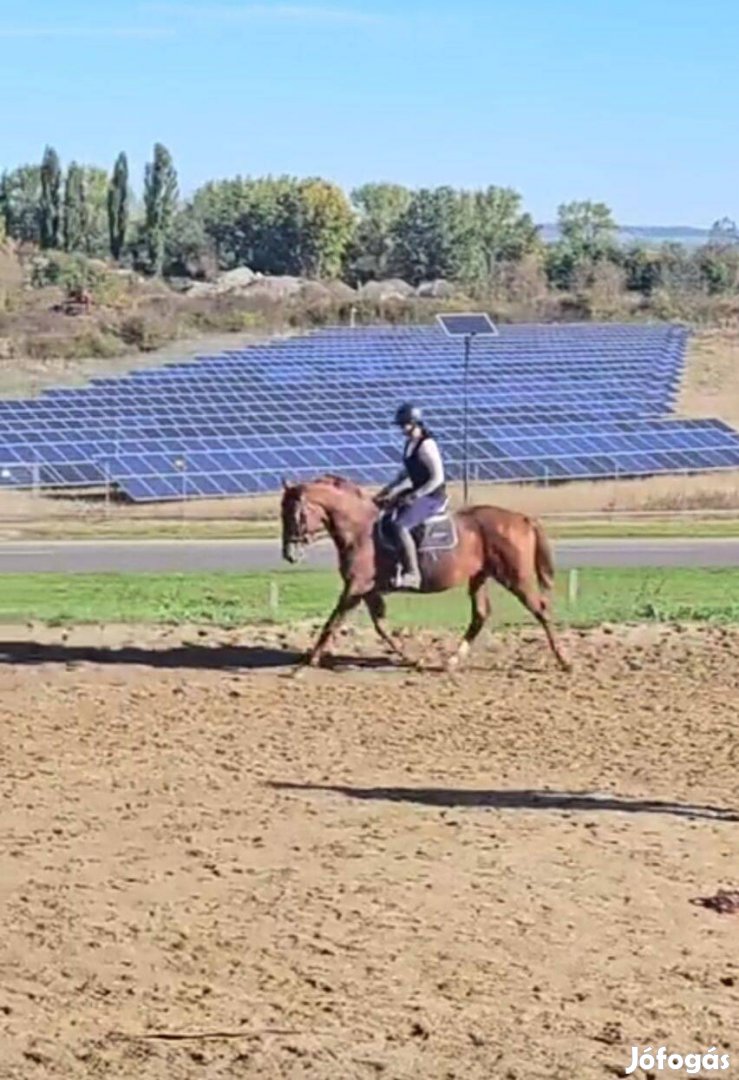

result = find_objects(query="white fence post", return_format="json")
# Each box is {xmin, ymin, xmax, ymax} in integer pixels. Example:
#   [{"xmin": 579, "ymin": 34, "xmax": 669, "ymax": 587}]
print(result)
[
  {"xmin": 568, "ymin": 568, "xmax": 579, "ymax": 605},
  {"xmin": 268, "ymin": 580, "xmax": 279, "ymax": 617}
]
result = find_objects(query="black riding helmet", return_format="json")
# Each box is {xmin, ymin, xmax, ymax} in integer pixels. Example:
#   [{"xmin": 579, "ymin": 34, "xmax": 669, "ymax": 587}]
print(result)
[{"xmin": 394, "ymin": 403, "xmax": 422, "ymax": 427}]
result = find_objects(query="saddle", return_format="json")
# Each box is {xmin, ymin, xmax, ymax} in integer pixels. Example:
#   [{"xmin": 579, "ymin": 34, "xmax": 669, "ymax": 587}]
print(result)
[{"xmin": 375, "ymin": 498, "xmax": 458, "ymax": 557}]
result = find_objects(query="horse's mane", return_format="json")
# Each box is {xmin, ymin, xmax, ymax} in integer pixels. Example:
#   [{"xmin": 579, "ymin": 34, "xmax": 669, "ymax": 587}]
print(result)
[{"xmin": 311, "ymin": 473, "xmax": 368, "ymax": 499}]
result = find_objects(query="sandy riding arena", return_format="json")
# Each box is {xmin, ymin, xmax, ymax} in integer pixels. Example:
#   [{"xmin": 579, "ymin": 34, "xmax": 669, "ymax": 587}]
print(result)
[{"xmin": 1, "ymin": 622, "xmax": 738, "ymax": 1079}]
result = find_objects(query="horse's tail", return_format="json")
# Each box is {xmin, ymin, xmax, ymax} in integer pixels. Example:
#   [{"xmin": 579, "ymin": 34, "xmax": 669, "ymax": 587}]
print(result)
[{"xmin": 532, "ymin": 518, "xmax": 555, "ymax": 594}]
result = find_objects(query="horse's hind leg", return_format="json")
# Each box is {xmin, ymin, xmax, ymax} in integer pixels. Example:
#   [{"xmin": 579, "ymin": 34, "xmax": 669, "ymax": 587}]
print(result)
[
  {"xmin": 512, "ymin": 583, "xmax": 572, "ymax": 672},
  {"xmin": 446, "ymin": 572, "xmax": 491, "ymax": 671},
  {"xmin": 364, "ymin": 592, "xmax": 418, "ymax": 668}
]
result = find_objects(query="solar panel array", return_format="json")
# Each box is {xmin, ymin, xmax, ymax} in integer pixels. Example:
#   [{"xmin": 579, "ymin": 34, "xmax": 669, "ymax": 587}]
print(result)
[{"xmin": 1, "ymin": 321, "xmax": 738, "ymax": 500}]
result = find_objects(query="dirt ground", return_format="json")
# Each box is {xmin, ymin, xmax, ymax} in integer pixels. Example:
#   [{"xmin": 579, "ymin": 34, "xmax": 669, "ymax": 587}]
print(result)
[
  {"xmin": 1, "ymin": 621, "xmax": 738, "ymax": 1079},
  {"xmin": 679, "ymin": 329, "xmax": 739, "ymax": 428},
  {"xmin": 0, "ymin": 329, "xmax": 289, "ymax": 399}
]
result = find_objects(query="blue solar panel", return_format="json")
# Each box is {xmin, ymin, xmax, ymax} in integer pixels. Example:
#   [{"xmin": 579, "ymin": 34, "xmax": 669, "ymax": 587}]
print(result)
[{"xmin": 0, "ymin": 322, "xmax": 735, "ymax": 500}]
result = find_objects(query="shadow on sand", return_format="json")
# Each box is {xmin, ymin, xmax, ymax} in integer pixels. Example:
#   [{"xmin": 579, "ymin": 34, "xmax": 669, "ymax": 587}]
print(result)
[
  {"xmin": 0, "ymin": 641, "xmax": 411, "ymax": 672},
  {"xmin": 268, "ymin": 781, "xmax": 739, "ymax": 822}
]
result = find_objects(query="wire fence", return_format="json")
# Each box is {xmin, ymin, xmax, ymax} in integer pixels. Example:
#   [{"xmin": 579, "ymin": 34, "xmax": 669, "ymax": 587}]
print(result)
[{"xmin": 0, "ymin": 460, "xmax": 737, "ymax": 535}]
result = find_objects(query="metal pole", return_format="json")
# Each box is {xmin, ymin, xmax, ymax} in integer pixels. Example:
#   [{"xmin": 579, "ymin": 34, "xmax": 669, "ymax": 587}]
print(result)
[{"xmin": 463, "ymin": 334, "xmax": 471, "ymax": 505}]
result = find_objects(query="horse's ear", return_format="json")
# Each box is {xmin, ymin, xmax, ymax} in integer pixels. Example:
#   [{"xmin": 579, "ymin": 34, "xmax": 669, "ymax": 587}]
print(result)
[{"xmin": 281, "ymin": 476, "xmax": 292, "ymax": 491}]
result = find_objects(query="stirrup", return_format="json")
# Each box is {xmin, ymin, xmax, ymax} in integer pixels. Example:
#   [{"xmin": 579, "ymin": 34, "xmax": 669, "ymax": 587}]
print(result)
[{"xmin": 395, "ymin": 569, "xmax": 421, "ymax": 590}]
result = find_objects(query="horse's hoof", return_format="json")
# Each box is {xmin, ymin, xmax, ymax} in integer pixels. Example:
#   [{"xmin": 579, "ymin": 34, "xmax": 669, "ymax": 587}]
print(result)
[
  {"xmin": 445, "ymin": 655, "xmax": 460, "ymax": 673},
  {"xmin": 558, "ymin": 658, "xmax": 574, "ymax": 674}
]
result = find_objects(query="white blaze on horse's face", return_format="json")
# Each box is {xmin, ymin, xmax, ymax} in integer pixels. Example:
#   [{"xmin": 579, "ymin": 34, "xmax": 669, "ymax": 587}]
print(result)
[{"xmin": 281, "ymin": 485, "xmax": 326, "ymax": 563}]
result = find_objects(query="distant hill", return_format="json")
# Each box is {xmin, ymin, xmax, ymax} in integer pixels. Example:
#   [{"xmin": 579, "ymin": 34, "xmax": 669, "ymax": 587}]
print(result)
[{"xmin": 538, "ymin": 224, "xmax": 713, "ymax": 248}]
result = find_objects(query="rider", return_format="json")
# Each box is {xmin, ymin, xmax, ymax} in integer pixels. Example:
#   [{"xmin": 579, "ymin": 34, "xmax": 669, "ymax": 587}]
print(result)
[{"xmin": 374, "ymin": 403, "xmax": 447, "ymax": 589}]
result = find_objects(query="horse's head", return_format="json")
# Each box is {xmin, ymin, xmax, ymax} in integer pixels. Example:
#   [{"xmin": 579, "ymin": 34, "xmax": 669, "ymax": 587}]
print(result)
[
  {"xmin": 280, "ymin": 479, "xmax": 326, "ymax": 564},
  {"xmin": 280, "ymin": 474, "xmax": 373, "ymax": 564}
]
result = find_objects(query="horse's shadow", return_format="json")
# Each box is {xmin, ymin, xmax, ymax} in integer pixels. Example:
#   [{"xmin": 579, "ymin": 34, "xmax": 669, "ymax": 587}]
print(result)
[
  {"xmin": 0, "ymin": 641, "xmax": 414, "ymax": 672},
  {"xmin": 268, "ymin": 781, "xmax": 739, "ymax": 823}
]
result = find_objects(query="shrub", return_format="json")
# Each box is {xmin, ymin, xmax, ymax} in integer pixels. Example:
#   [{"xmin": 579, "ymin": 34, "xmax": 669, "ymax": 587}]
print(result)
[
  {"xmin": 31, "ymin": 252, "xmax": 106, "ymax": 292},
  {"xmin": 23, "ymin": 330, "xmax": 124, "ymax": 359},
  {"xmin": 116, "ymin": 312, "xmax": 179, "ymax": 351}
]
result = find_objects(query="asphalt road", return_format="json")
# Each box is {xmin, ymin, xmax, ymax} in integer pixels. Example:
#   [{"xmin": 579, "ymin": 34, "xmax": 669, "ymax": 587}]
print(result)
[{"xmin": 0, "ymin": 538, "xmax": 736, "ymax": 573}]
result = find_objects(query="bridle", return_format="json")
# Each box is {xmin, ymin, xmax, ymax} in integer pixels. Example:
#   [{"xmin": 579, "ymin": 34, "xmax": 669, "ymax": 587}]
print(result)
[
  {"xmin": 283, "ymin": 491, "xmax": 325, "ymax": 562},
  {"xmin": 286, "ymin": 494, "xmax": 310, "ymax": 547}
]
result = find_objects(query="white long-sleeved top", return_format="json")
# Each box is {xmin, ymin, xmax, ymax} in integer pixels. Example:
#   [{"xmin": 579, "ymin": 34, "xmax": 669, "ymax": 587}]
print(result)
[{"xmin": 386, "ymin": 435, "xmax": 445, "ymax": 499}]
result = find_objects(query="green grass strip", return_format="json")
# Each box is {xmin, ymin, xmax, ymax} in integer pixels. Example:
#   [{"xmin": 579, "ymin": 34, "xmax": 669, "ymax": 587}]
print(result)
[{"xmin": 0, "ymin": 568, "xmax": 737, "ymax": 628}]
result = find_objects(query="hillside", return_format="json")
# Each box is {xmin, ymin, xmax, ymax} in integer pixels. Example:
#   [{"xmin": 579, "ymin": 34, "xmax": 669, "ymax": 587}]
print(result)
[{"xmin": 538, "ymin": 224, "xmax": 714, "ymax": 247}]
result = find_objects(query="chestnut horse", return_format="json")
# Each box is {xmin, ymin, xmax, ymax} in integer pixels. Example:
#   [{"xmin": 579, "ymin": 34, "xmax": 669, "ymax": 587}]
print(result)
[{"xmin": 280, "ymin": 474, "xmax": 572, "ymax": 674}]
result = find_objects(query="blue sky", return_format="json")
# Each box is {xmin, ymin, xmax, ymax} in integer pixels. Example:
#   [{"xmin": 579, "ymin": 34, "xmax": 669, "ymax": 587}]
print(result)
[{"xmin": 0, "ymin": 0, "xmax": 735, "ymax": 224}]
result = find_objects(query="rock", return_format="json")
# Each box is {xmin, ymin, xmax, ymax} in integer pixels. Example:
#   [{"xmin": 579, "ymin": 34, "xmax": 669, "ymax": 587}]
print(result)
[
  {"xmin": 417, "ymin": 278, "xmax": 456, "ymax": 298},
  {"xmin": 243, "ymin": 275, "xmax": 303, "ymax": 300},
  {"xmin": 323, "ymin": 280, "xmax": 357, "ymax": 301},
  {"xmin": 183, "ymin": 266, "xmax": 260, "ymax": 298},
  {"xmin": 359, "ymin": 278, "xmax": 414, "ymax": 301},
  {"xmin": 217, "ymin": 266, "xmax": 259, "ymax": 290},
  {"xmin": 183, "ymin": 270, "xmax": 357, "ymax": 303},
  {"xmin": 182, "ymin": 280, "xmax": 218, "ymax": 298},
  {"xmin": 299, "ymin": 281, "xmax": 334, "ymax": 304}
]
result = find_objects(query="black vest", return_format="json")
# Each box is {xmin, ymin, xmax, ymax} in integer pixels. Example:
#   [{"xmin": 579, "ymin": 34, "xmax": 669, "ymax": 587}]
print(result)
[{"xmin": 404, "ymin": 430, "xmax": 446, "ymax": 496}]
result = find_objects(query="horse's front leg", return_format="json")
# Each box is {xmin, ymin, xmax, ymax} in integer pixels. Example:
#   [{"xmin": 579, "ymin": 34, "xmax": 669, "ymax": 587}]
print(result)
[
  {"xmin": 364, "ymin": 591, "xmax": 421, "ymax": 669},
  {"xmin": 294, "ymin": 590, "xmax": 363, "ymax": 674}
]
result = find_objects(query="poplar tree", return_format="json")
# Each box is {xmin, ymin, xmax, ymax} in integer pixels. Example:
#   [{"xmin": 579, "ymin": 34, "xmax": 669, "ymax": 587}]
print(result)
[
  {"xmin": 144, "ymin": 143, "xmax": 178, "ymax": 274},
  {"xmin": 107, "ymin": 151, "xmax": 129, "ymax": 260},
  {"xmin": 40, "ymin": 145, "xmax": 62, "ymax": 249},
  {"xmin": 64, "ymin": 162, "xmax": 86, "ymax": 252}
]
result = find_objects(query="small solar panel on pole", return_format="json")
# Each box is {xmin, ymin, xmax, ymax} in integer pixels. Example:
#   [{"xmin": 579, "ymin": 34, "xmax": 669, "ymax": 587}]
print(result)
[{"xmin": 435, "ymin": 313, "xmax": 498, "ymax": 504}]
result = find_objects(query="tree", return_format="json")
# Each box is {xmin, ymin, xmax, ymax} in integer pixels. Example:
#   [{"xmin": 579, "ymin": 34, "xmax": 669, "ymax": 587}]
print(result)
[
  {"xmin": 390, "ymin": 187, "xmax": 479, "ymax": 285},
  {"xmin": 623, "ymin": 245, "xmax": 664, "ymax": 296},
  {"xmin": 63, "ymin": 163, "xmax": 86, "ymax": 252},
  {"xmin": 295, "ymin": 178, "xmax": 355, "ymax": 278},
  {"xmin": 547, "ymin": 201, "xmax": 618, "ymax": 289},
  {"xmin": 348, "ymin": 183, "xmax": 411, "ymax": 282},
  {"xmin": 80, "ymin": 167, "xmax": 109, "ymax": 257},
  {"xmin": 708, "ymin": 217, "xmax": 739, "ymax": 248},
  {"xmin": 557, "ymin": 200, "xmax": 617, "ymax": 261},
  {"xmin": 659, "ymin": 243, "xmax": 702, "ymax": 293},
  {"xmin": 165, "ymin": 208, "xmax": 217, "ymax": 279},
  {"xmin": 189, "ymin": 174, "xmax": 353, "ymax": 278},
  {"xmin": 143, "ymin": 143, "xmax": 178, "ymax": 274},
  {"xmin": 0, "ymin": 165, "xmax": 42, "ymax": 243},
  {"xmin": 108, "ymin": 152, "xmax": 129, "ymax": 260},
  {"xmin": 700, "ymin": 218, "xmax": 739, "ymax": 292},
  {"xmin": 40, "ymin": 145, "xmax": 63, "ymax": 249},
  {"xmin": 192, "ymin": 177, "xmax": 253, "ymax": 270},
  {"xmin": 698, "ymin": 246, "xmax": 739, "ymax": 293},
  {"xmin": 249, "ymin": 177, "xmax": 302, "ymax": 275},
  {"xmin": 474, "ymin": 186, "xmax": 540, "ymax": 275}
]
